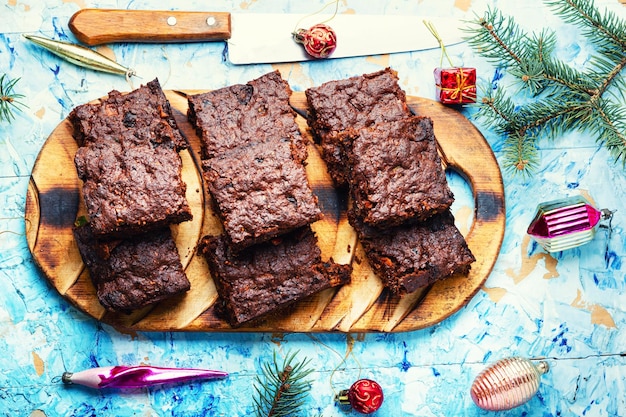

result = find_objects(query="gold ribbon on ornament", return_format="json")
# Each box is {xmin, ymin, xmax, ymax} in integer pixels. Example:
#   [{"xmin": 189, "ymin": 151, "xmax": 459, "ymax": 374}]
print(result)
[{"xmin": 437, "ymin": 68, "xmax": 477, "ymax": 103}]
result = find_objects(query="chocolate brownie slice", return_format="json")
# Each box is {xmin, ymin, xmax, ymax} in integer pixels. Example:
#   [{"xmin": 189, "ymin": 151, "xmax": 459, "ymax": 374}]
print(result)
[
  {"xmin": 73, "ymin": 136, "xmax": 192, "ymax": 237},
  {"xmin": 347, "ymin": 116, "xmax": 454, "ymax": 227},
  {"xmin": 187, "ymin": 70, "xmax": 307, "ymax": 162},
  {"xmin": 202, "ymin": 136, "xmax": 321, "ymax": 251},
  {"xmin": 198, "ymin": 227, "xmax": 351, "ymax": 327},
  {"xmin": 71, "ymin": 79, "xmax": 192, "ymax": 237},
  {"xmin": 350, "ymin": 210, "xmax": 475, "ymax": 295},
  {"xmin": 70, "ymin": 78, "xmax": 188, "ymax": 151},
  {"xmin": 305, "ymin": 68, "xmax": 412, "ymax": 186},
  {"xmin": 73, "ymin": 223, "xmax": 190, "ymax": 313}
]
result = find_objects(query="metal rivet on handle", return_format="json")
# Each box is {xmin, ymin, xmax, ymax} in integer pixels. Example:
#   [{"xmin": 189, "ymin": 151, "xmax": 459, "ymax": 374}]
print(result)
[
  {"xmin": 207, "ymin": 16, "xmax": 216, "ymax": 26},
  {"xmin": 167, "ymin": 16, "xmax": 177, "ymax": 26}
]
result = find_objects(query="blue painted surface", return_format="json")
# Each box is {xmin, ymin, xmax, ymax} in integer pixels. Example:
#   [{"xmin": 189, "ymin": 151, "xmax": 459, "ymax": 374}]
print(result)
[{"xmin": 2, "ymin": 0, "xmax": 626, "ymax": 416}]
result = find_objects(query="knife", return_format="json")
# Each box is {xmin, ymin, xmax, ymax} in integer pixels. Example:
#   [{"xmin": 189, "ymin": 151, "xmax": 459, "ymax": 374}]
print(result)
[{"xmin": 68, "ymin": 9, "xmax": 464, "ymax": 65}]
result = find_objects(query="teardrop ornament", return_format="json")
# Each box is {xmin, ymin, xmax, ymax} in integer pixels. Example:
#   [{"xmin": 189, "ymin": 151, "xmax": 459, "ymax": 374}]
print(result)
[
  {"xmin": 470, "ymin": 357, "xmax": 549, "ymax": 411},
  {"xmin": 60, "ymin": 365, "xmax": 228, "ymax": 389},
  {"xmin": 23, "ymin": 34, "xmax": 136, "ymax": 78}
]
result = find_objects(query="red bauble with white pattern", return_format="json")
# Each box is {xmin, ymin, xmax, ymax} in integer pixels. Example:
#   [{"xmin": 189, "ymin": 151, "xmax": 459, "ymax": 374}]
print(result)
[
  {"xmin": 336, "ymin": 379, "xmax": 384, "ymax": 414},
  {"xmin": 293, "ymin": 23, "xmax": 337, "ymax": 59}
]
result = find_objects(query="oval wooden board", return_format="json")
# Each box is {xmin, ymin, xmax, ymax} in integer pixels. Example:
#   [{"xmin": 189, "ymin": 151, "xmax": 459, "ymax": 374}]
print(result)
[{"xmin": 25, "ymin": 91, "xmax": 505, "ymax": 333}]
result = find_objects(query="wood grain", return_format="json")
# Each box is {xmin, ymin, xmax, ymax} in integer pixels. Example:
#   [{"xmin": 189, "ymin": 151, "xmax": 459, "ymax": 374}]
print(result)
[
  {"xmin": 25, "ymin": 91, "xmax": 505, "ymax": 333},
  {"xmin": 69, "ymin": 9, "xmax": 232, "ymax": 46}
]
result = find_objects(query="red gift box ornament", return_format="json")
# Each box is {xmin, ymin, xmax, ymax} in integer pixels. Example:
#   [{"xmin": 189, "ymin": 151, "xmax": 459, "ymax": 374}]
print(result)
[
  {"xmin": 434, "ymin": 67, "xmax": 477, "ymax": 104},
  {"xmin": 424, "ymin": 20, "xmax": 477, "ymax": 105}
]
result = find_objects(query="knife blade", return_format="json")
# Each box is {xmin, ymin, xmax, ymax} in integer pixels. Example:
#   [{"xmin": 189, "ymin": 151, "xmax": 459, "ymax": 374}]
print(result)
[{"xmin": 68, "ymin": 9, "xmax": 464, "ymax": 65}]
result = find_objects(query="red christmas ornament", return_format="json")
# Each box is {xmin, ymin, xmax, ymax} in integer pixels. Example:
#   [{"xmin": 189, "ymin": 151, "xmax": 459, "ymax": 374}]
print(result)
[
  {"xmin": 434, "ymin": 67, "xmax": 477, "ymax": 104},
  {"xmin": 424, "ymin": 20, "xmax": 477, "ymax": 105},
  {"xmin": 293, "ymin": 23, "xmax": 337, "ymax": 59},
  {"xmin": 336, "ymin": 379, "xmax": 384, "ymax": 414}
]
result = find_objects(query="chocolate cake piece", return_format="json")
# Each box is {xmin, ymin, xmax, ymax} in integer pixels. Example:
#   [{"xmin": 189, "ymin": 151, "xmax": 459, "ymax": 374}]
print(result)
[
  {"xmin": 198, "ymin": 227, "xmax": 351, "ymax": 327},
  {"xmin": 350, "ymin": 210, "xmax": 475, "ymax": 295},
  {"xmin": 73, "ymin": 137, "xmax": 192, "ymax": 238},
  {"xmin": 202, "ymin": 136, "xmax": 321, "ymax": 251},
  {"xmin": 71, "ymin": 79, "xmax": 192, "ymax": 238},
  {"xmin": 73, "ymin": 223, "xmax": 190, "ymax": 313},
  {"xmin": 187, "ymin": 70, "xmax": 307, "ymax": 162},
  {"xmin": 69, "ymin": 78, "xmax": 188, "ymax": 151},
  {"xmin": 347, "ymin": 116, "xmax": 454, "ymax": 227},
  {"xmin": 305, "ymin": 67, "xmax": 412, "ymax": 186}
]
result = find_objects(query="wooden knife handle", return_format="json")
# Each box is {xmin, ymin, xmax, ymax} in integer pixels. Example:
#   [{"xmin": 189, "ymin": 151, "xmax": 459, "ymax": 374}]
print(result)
[{"xmin": 69, "ymin": 9, "xmax": 232, "ymax": 45}]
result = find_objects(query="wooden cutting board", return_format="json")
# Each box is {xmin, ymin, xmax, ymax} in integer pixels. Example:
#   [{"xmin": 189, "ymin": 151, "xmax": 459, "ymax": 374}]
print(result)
[{"xmin": 25, "ymin": 91, "xmax": 505, "ymax": 333}]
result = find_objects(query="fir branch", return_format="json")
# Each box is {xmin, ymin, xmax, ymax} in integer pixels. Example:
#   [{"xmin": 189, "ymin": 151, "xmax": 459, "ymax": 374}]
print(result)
[
  {"xmin": 503, "ymin": 131, "xmax": 539, "ymax": 175},
  {"xmin": 0, "ymin": 74, "xmax": 27, "ymax": 123},
  {"xmin": 465, "ymin": 0, "xmax": 626, "ymax": 175},
  {"xmin": 540, "ymin": 56, "xmax": 597, "ymax": 96},
  {"xmin": 253, "ymin": 350, "xmax": 314, "ymax": 417},
  {"xmin": 544, "ymin": 0, "xmax": 626, "ymax": 51},
  {"xmin": 519, "ymin": 99, "xmax": 590, "ymax": 139},
  {"xmin": 464, "ymin": 7, "xmax": 529, "ymax": 67},
  {"xmin": 477, "ymin": 87, "xmax": 520, "ymax": 134},
  {"xmin": 594, "ymin": 54, "xmax": 626, "ymax": 100},
  {"xmin": 590, "ymin": 99, "xmax": 626, "ymax": 161},
  {"xmin": 509, "ymin": 29, "xmax": 556, "ymax": 95}
]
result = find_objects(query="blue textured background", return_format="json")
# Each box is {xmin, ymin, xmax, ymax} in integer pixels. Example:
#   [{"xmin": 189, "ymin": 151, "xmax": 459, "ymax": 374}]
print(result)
[{"xmin": 1, "ymin": 0, "xmax": 626, "ymax": 416}]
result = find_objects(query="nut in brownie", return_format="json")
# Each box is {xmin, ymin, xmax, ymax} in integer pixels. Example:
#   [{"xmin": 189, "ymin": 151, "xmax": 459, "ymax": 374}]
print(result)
[
  {"xmin": 73, "ymin": 223, "xmax": 191, "ymax": 313},
  {"xmin": 198, "ymin": 227, "xmax": 351, "ymax": 327},
  {"xmin": 346, "ymin": 116, "xmax": 454, "ymax": 228}
]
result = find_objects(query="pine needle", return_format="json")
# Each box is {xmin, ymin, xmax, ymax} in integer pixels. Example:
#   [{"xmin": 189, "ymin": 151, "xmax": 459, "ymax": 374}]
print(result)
[
  {"xmin": 544, "ymin": 0, "xmax": 626, "ymax": 50},
  {"xmin": 253, "ymin": 350, "xmax": 314, "ymax": 417},
  {"xmin": 0, "ymin": 74, "xmax": 27, "ymax": 123}
]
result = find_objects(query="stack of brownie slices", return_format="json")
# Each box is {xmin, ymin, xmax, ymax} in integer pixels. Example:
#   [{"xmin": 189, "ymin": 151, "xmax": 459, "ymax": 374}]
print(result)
[
  {"xmin": 188, "ymin": 71, "xmax": 351, "ymax": 327},
  {"xmin": 306, "ymin": 68, "xmax": 476, "ymax": 295},
  {"xmin": 67, "ymin": 69, "xmax": 474, "ymax": 323},
  {"xmin": 70, "ymin": 79, "xmax": 193, "ymax": 313}
]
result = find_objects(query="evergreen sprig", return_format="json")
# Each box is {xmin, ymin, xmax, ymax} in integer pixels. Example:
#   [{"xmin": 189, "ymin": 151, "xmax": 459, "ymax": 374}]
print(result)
[
  {"xmin": 464, "ymin": 0, "xmax": 626, "ymax": 176},
  {"xmin": 0, "ymin": 74, "xmax": 26, "ymax": 123},
  {"xmin": 253, "ymin": 350, "xmax": 315, "ymax": 417}
]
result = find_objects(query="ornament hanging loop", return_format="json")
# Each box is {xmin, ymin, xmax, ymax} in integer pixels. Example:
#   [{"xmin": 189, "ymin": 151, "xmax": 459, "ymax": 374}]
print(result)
[
  {"xmin": 600, "ymin": 208, "xmax": 615, "ymax": 222},
  {"xmin": 61, "ymin": 372, "xmax": 74, "ymax": 385},
  {"xmin": 423, "ymin": 20, "xmax": 455, "ymax": 68}
]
